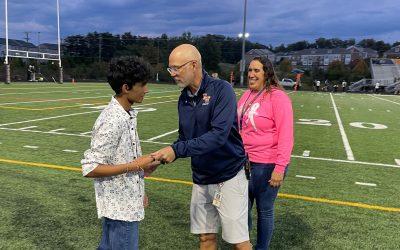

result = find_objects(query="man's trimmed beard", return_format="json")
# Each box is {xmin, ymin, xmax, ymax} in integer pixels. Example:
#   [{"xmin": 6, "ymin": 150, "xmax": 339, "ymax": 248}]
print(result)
[{"xmin": 177, "ymin": 81, "xmax": 190, "ymax": 88}]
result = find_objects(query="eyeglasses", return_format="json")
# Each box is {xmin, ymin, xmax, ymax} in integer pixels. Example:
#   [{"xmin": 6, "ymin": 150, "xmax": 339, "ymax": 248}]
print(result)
[{"xmin": 167, "ymin": 60, "xmax": 196, "ymax": 74}]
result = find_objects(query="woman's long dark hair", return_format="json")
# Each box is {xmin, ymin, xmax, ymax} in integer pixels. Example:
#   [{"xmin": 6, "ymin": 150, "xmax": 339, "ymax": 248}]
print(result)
[{"xmin": 250, "ymin": 56, "xmax": 284, "ymax": 93}]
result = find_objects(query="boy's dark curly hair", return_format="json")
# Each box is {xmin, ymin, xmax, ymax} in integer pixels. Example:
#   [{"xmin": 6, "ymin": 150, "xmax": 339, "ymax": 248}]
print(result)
[{"xmin": 107, "ymin": 56, "xmax": 152, "ymax": 94}]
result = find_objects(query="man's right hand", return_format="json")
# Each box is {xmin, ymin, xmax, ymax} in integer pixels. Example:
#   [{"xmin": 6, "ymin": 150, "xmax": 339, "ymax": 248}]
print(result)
[{"xmin": 151, "ymin": 146, "xmax": 176, "ymax": 164}]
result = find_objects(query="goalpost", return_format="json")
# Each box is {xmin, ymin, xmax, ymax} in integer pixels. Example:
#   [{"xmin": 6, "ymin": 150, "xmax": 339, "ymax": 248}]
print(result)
[{"xmin": 3, "ymin": 0, "xmax": 63, "ymax": 84}]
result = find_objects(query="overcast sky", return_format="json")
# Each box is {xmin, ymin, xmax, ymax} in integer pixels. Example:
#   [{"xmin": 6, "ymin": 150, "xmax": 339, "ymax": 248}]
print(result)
[{"xmin": 1, "ymin": 0, "xmax": 399, "ymax": 47}]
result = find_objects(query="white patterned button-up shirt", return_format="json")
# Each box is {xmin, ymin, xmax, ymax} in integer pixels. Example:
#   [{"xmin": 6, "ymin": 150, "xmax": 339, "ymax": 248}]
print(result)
[{"xmin": 81, "ymin": 97, "xmax": 144, "ymax": 222}]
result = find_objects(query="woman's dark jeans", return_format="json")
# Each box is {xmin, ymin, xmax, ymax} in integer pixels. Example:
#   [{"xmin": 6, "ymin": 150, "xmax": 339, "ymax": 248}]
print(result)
[{"xmin": 248, "ymin": 163, "xmax": 287, "ymax": 250}]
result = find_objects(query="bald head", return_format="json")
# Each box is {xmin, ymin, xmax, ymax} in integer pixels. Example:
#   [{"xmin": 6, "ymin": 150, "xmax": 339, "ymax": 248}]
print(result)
[
  {"xmin": 169, "ymin": 44, "xmax": 202, "ymax": 69},
  {"xmin": 168, "ymin": 44, "xmax": 204, "ymax": 90}
]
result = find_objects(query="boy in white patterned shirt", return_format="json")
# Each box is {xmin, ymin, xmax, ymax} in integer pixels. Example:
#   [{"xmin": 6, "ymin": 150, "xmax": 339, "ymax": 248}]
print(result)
[{"xmin": 82, "ymin": 56, "xmax": 159, "ymax": 250}]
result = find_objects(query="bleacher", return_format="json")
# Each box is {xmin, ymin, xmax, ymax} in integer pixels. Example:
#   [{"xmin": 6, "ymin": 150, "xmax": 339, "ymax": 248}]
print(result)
[
  {"xmin": 348, "ymin": 59, "xmax": 400, "ymax": 93},
  {"xmin": 370, "ymin": 58, "xmax": 400, "ymax": 85}
]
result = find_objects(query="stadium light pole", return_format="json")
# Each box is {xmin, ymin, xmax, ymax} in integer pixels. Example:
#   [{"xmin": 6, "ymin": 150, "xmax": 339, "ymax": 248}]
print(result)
[
  {"xmin": 239, "ymin": 0, "xmax": 248, "ymax": 87},
  {"xmin": 56, "ymin": 0, "xmax": 63, "ymax": 83},
  {"xmin": 4, "ymin": 0, "xmax": 10, "ymax": 84}
]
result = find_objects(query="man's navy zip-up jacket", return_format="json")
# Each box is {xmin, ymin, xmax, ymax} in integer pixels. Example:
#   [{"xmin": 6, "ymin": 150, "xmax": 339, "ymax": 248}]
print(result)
[{"xmin": 171, "ymin": 71, "xmax": 246, "ymax": 185}]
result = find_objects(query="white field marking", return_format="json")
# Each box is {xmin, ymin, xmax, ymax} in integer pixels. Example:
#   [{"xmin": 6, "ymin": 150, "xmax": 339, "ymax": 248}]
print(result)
[
  {"xmin": 0, "ymin": 128, "xmax": 91, "ymax": 138},
  {"xmin": 0, "ymin": 89, "xmax": 109, "ymax": 96},
  {"xmin": 330, "ymin": 93, "xmax": 354, "ymax": 161},
  {"xmin": 368, "ymin": 109, "xmax": 372, "ymax": 111},
  {"xmin": 291, "ymin": 155, "xmax": 400, "ymax": 169},
  {"xmin": 140, "ymin": 140, "xmax": 171, "ymax": 145},
  {"xmin": 147, "ymin": 129, "xmax": 179, "ymax": 141},
  {"xmin": 49, "ymin": 128, "xmax": 65, "ymax": 132},
  {"xmin": 302, "ymin": 150, "xmax": 310, "ymax": 157},
  {"xmin": 386, "ymin": 110, "xmax": 391, "ymax": 112},
  {"xmin": 351, "ymin": 107, "xmax": 354, "ymax": 110},
  {"xmin": 0, "ymin": 110, "xmax": 100, "ymax": 127},
  {"xmin": 395, "ymin": 159, "xmax": 400, "ymax": 166},
  {"xmin": 369, "ymin": 95, "xmax": 400, "ymax": 105},
  {"xmin": 300, "ymin": 105, "xmax": 304, "ymax": 107},
  {"xmin": 18, "ymin": 126, "xmax": 38, "ymax": 130},
  {"xmin": 62, "ymin": 149, "xmax": 78, "ymax": 153},
  {"xmin": 0, "ymin": 89, "xmax": 177, "ymax": 97},
  {"xmin": 1, "ymin": 124, "xmax": 399, "ymax": 168},
  {"xmin": 295, "ymin": 175, "xmax": 316, "ymax": 180},
  {"xmin": 82, "ymin": 105, "xmax": 107, "ymax": 110},
  {"xmin": 0, "ymin": 100, "xmax": 176, "ymax": 127},
  {"xmin": 80, "ymin": 131, "xmax": 92, "ymax": 135},
  {"xmin": 0, "ymin": 95, "xmax": 109, "ymax": 105},
  {"xmin": 355, "ymin": 182, "xmax": 377, "ymax": 187},
  {"xmin": 317, "ymin": 105, "xmax": 320, "ymax": 108},
  {"xmin": 0, "ymin": 127, "xmax": 170, "ymax": 146},
  {"xmin": 24, "ymin": 145, "xmax": 38, "ymax": 149}
]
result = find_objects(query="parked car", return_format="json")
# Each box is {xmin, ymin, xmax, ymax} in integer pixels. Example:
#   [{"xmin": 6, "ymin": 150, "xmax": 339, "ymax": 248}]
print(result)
[{"xmin": 281, "ymin": 78, "xmax": 301, "ymax": 89}]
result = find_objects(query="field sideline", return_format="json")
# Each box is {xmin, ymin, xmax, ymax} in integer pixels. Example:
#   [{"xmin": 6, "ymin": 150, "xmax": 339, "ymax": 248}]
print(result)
[{"xmin": 1, "ymin": 82, "xmax": 399, "ymax": 249}]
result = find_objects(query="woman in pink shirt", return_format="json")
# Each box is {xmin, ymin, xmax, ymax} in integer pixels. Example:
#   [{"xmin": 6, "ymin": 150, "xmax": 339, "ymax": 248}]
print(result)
[{"xmin": 238, "ymin": 56, "xmax": 293, "ymax": 250}]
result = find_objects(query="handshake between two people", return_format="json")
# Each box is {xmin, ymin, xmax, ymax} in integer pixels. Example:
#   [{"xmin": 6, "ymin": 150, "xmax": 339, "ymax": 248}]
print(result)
[
  {"xmin": 84, "ymin": 147, "xmax": 176, "ymax": 178},
  {"xmin": 137, "ymin": 146, "xmax": 176, "ymax": 177}
]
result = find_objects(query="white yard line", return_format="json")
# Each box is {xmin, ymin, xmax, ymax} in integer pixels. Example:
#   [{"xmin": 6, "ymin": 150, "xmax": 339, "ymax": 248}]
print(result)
[
  {"xmin": 0, "ymin": 89, "xmax": 108, "ymax": 96},
  {"xmin": 355, "ymin": 182, "xmax": 377, "ymax": 187},
  {"xmin": 62, "ymin": 149, "xmax": 79, "ymax": 153},
  {"xmin": 0, "ymin": 110, "xmax": 101, "ymax": 127},
  {"xmin": 0, "ymin": 95, "xmax": 110, "ymax": 105},
  {"xmin": 295, "ymin": 175, "xmax": 316, "ymax": 180},
  {"xmin": 330, "ymin": 93, "xmax": 355, "ymax": 161},
  {"xmin": 369, "ymin": 95, "xmax": 400, "ymax": 105},
  {"xmin": 79, "ymin": 131, "xmax": 92, "ymax": 135},
  {"xmin": 49, "ymin": 128, "xmax": 66, "ymax": 132},
  {"xmin": 18, "ymin": 126, "xmax": 38, "ymax": 130},
  {"xmin": 140, "ymin": 140, "xmax": 171, "ymax": 145},
  {"xmin": 291, "ymin": 155, "xmax": 400, "ymax": 168},
  {"xmin": 0, "ymin": 90, "xmax": 180, "ymax": 105},
  {"xmin": 1, "ymin": 123, "xmax": 399, "ymax": 168},
  {"xmin": 0, "ymin": 100, "xmax": 176, "ymax": 127},
  {"xmin": 24, "ymin": 145, "xmax": 38, "ymax": 149},
  {"xmin": 147, "ymin": 129, "xmax": 179, "ymax": 141},
  {"xmin": 0, "ymin": 89, "xmax": 178, "ymax": 97},
  {"xmin": 0, "ymin": 128, "xmax": 91, "ymax": 137}
]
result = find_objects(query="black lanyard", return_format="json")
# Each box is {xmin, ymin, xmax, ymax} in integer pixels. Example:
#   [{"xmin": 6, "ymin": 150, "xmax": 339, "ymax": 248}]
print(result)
[{"xmin": 239, "ymin": 88, "xmax": 265, "ymax": 132}]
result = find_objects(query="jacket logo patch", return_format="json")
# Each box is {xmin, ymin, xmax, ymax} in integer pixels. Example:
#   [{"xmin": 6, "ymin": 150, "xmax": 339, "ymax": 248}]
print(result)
[{"xmin": 202, "ymin": 93, "xmax": 211, "ymax": 105}]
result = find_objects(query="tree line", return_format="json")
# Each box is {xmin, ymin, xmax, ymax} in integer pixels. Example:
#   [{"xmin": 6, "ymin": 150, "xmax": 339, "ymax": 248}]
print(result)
[
  {"xmin": 3, "ymin": 32, "xmax": 399, "ymax": 84},
  {"xmin": 61, "ymin": 32, "xmax": 399, "ymax": 81}
]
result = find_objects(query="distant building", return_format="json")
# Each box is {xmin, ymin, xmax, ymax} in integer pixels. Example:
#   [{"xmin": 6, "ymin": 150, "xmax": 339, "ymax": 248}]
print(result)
[
  {"xmin": 273, "ymin": 46, "xmax": 378, "ymax": 70},
  {"xmin": 275, "ymin": 51, "xmax": 297, "ymax": 63},
  {"xmin": 383, "ymin": 45, "xmax": 400, "ymax": 59},
  {"xmin": 346, "ymin": 45, "xmax": 378, "ymax": 61},
  {"xmin": 245, "ymin": 49, "xmax": 276, "ymax": 63}
]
